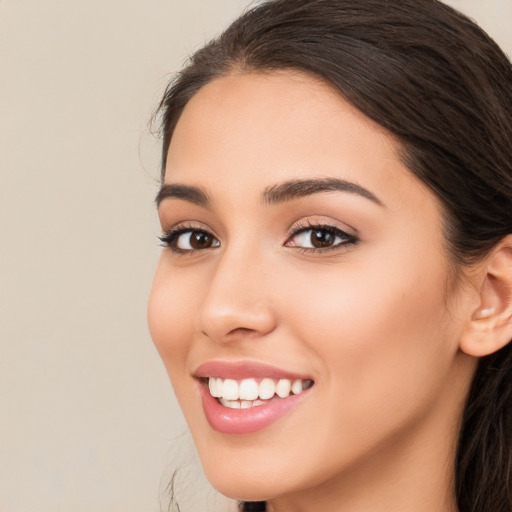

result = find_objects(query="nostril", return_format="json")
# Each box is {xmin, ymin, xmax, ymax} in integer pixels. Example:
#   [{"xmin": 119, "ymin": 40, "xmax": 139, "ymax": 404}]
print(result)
[
  {"xmin": 227, "ymin": 327, "xmax": 257, "ymax": 336},
  {"xmin": 201, "ymin": 326, "xmax": 261, "ymax": 341},
  {"xmin": 195, "ymin": 294, "xmax": 277, "ymax": 343}
]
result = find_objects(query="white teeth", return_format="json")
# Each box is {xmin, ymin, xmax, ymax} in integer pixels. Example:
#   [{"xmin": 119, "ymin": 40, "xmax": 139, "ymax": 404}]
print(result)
[
  {"xmin": 208, "ymin": 377, "xmax": 222, "ymax": 398},
  {"xmin": 239, "ymin": 378, "xmax": 259, "ymax": 400},
  {"xmin": 291, "ymin": 379, "xmax": 303, "ymax": 395},
  {"xmin": 222, "ymin": 379, "xmax": 239, "ymax": 400},
  {"xmin": 276, "ymin": 379, "xmax": 291, "ymax": 398},
  {"xmin": 219, "ymin": 398, "xmax": 240, "ymax": 409},
  {"xmin": 209, "ymin": 376, "xmax": 313, "ymax": 403},
  {"xmin": 220, "ymin": 398, "xmax": 265, "ymax": 409},
  {"xmin": 259, "ymin": 378, "xmax": 276, "ymax": 400}
]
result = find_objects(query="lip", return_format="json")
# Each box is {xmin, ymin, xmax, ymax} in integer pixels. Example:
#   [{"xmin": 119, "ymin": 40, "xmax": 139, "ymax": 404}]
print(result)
[
  {"xmin": 194, "ymin": 360, "xmax": 313, "ymax": 435},
  {"xmin": 194, "ymin": 360, "xmax": 312, "ymax": 381}
]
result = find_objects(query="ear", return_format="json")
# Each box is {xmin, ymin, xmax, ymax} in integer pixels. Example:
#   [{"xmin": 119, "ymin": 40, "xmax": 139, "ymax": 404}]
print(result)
[{"xmin": 459, "ymin": 236, "xmax": 512, "ymax": 357}]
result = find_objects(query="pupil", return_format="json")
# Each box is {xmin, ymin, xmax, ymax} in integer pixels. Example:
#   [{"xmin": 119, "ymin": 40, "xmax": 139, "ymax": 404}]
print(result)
[
  {"xmin": 312, "ymin": 230, "xmax": 333, "ymax": 248},
  {"xmin": 191, "ymin": 232, "xmax": 211, "ymax": 249}
]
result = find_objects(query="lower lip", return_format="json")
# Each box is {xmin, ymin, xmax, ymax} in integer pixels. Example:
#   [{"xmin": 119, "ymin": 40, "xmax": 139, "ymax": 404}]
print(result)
[{"xmin": 198, "ymin": 382, "xmax": 311, "ymax": 435}]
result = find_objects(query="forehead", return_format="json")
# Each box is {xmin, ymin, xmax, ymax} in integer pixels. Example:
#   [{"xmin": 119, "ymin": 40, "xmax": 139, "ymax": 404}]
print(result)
[{"xmin": 164, "ymin": 71, "xmax": 430, "ymax": 213}]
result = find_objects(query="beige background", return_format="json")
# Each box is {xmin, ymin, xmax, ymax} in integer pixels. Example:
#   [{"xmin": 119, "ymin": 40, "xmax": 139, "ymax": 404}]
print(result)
[{"xmin": 0, "ymin": 1, "xmax": 510, "ymax": 511}]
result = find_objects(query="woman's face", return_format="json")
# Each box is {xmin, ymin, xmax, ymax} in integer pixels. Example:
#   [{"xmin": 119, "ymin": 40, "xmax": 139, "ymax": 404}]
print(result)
[{"xmin": 148, "ymin": 72, "xmax": 475, "ymax": 504}]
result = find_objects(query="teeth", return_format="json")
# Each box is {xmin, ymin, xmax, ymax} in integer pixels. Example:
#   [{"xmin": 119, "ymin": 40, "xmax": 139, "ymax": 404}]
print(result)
[
  {"xmin": 276, "ymin": 379, "xmax": 291, "ymax": 398},
  {"xmin": 222, "ymin": 379, "xmax": 239, "ymax": 400},
  {"xmin": 259, "ymin": 378, "xmax": 275, "ymax": 400},
  {"xmin": 219, "ymin": 398, "xmax": 240, "ymax": 409},
  {"xmin": 219, "ymin": 398, "xmax": 266, "ymax": 409},
  {"xmin": 208, "ymin": 377, "xmax": 222, "ymax": 398},
  {"xmin": 239, "ymin": 378, "xmax": 259, "ymax": 400},
  {"xmin": 208, "ymin": 377, "xmax": 313, "ymax": 403},
  {"xmin": 291, "ymin": 379, "xmax": 303, "ymax": 395}
]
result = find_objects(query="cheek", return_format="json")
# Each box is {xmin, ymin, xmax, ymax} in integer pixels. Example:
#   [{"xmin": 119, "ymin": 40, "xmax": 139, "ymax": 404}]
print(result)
[
  {"xmin": 148, "ymin": 261, "xmax": 209, "ymax": 434},
  {"xmin": 147, "ymin": 260, "xmax": 198, "ymax": 374},
  {"xmin": 281, "ymin": 249, "xmax": 455, "ymax": 430},
  {"xmin": 251, "ymin": 253, "xmax": 459, "ymax": 489}
]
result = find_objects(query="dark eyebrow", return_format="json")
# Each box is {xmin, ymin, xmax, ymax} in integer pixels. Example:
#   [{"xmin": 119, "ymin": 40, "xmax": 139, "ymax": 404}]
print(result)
[
  {"xmin": 263, "ymin": 177, "xmax": 384, "ymax": 206},
  {"xmin": 156, "ymin": 184, "xmax": 210, "ymax": 208}
]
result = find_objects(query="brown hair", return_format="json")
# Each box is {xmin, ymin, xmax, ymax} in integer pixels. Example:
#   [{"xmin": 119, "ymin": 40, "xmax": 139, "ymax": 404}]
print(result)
[{"xmin": 155, "ymin": 1, "xmax": 512, "ymax": 510}]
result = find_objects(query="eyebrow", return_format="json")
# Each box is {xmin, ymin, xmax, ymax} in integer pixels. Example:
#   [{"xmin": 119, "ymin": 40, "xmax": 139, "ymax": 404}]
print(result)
[
  {"xmin": 156, "ymin": 177, "xmax": 383, "ymax": 208},
  {"xmin": 156, "ymin": 184, "xmax": 210, "ymax": 207},
  {"xmin": 263, "ymin": 177, "xmax": 384, "ymax": 206}
]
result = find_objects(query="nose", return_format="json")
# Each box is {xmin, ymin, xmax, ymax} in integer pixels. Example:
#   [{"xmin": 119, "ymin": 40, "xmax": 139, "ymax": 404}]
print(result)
[{"xmin": 195, "ymin": 247, "xmax": 277, "ymax": 344}]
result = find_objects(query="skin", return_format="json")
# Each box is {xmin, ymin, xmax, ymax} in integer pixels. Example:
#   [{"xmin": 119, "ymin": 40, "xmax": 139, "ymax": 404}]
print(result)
[{"xmin": 148, "ymin": 71, "xmax": 480, "ymax": 512}]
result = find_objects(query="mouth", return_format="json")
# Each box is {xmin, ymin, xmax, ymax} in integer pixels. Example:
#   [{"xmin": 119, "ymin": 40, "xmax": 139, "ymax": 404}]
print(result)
[
  {"xmin": 194, "ymin": 361, "xmax": 314, "ymax": 435},
  {"xmin": 207, "ymin": 376, "xmax": 314, "ymax": 409}
]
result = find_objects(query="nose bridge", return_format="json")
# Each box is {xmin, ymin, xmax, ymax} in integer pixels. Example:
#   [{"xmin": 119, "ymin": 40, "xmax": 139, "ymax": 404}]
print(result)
[{"xmin": 195, "ymin": 241, "xmax": 276, "ymax": 342}]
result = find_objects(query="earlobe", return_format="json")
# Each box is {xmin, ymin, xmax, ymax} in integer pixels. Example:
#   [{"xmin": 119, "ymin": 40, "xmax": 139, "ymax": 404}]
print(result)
[{"xmin": 460, "ymin": 237, "xmax": 512, "ymax": 358}]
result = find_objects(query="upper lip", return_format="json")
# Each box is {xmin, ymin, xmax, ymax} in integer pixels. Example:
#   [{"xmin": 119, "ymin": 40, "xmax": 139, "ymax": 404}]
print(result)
[{"xmin": 194, "ymin": 360, "xmax": 313, "ymax": 381}]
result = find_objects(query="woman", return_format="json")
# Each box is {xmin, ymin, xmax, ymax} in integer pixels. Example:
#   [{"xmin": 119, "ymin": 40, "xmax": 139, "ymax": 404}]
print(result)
[{"xmin": 148, "ymin": 1, "xmax": 512, "ymax": 511}]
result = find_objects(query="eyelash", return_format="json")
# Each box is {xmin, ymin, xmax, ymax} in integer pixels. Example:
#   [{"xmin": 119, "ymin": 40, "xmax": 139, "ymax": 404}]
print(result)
[
  {"xmin": 285, "ymin": 220, "xmax": 358, "ymax": 254},
  {"xmin": 159, "ymin": 221, "xmax": 358, "ymax": 255},
  {"xmin": 158, "ymin": 223, "xmax": 219, "ymax": 255}
]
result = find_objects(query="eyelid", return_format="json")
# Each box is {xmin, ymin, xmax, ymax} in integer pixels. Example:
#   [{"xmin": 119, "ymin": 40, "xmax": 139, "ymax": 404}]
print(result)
[
  {"xmin": 286, "ymin": 217, "xmax": 357, "ymax": 238},
  {"xmin": 158, "ymin": 218, "xmax": 358, "ymax": 255},
  {"xmin": 159, "ymin": 222, "xmax": 220, "ymax": 254},
  {"xmin": 285, "ymin": 218, "xmax": 359, "ymax": 253}
]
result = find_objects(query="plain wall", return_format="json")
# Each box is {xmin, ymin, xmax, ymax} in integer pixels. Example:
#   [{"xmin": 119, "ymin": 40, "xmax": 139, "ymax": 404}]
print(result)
[{"xmin": 0, "ymin": 1, "xmax": 511, "ymax": 511}]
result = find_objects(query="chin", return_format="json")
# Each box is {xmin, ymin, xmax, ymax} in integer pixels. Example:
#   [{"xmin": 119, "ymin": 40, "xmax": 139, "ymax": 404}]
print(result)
[
  {"xmin": 198, "ymin": 449, "xmax": 293, "ymax": 503},
  {"xmin": 205, "ymin": 473, "xmax": 276, "ymax": 503}
]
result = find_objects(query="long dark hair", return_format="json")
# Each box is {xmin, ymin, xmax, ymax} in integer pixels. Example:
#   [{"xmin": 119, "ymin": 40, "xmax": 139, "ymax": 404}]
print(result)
[{"xmin": 155, "ymin": 1, "xmax": 512, "ymax": 510}]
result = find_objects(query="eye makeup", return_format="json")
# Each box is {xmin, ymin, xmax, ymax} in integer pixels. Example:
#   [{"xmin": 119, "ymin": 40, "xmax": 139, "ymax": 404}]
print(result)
[{"xmin": 159, "ymin": 218, "xmax": 359, "ymax": 256}]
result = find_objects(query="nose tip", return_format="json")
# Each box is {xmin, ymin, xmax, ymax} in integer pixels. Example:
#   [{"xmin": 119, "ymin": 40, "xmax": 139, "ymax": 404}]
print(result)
[
  {"xmin": 194, "ymin": 258, "xmax": 277, "ymax": 343},
  {"xmin": 197, "ymin": 302, "xmax": 277, "ymax": 343}
]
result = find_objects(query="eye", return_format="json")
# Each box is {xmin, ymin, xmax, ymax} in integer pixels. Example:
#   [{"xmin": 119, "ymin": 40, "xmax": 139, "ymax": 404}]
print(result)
[
  {"xmin": 285, "ymin": 224, "xmax": 357, "ymax": 251},
  {"xmin": 159, "ymin": 228, "xmax": 220, "ymax": 253}
]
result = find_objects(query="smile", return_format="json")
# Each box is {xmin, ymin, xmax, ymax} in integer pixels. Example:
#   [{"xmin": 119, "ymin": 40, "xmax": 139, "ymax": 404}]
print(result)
[
  {"xmin": 208, "ymin": 377, "xmax": 314, "ymax": 409},
  {"xmin": 195, "ymin": 362, "xmax": 314, "ymax": 434}
]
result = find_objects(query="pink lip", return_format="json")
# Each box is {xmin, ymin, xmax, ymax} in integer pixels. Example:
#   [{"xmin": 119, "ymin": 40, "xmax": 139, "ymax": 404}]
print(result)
[
  {"xmin": 198, "ymin": 383, "xmax": 311, "ymax": 435},
  {"xmin": 194, "ymin": 360, "xmax": 311, "ymax": 381},
  {"xmin": 194, "ymin": 360, "xmax": 313, "ymax": 435}
]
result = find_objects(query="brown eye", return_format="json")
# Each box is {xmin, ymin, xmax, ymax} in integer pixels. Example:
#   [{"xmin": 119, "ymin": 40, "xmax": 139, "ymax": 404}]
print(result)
[
  {"xmin": 160, "ymin": 229, "xmax": 220, "ymax": 252},
  {"xmin": 310, "ymin": 229, "xmax": 335, "ymax": 248},
  {"xmin": 188, "ymin": 231, "xmax": 215, "ymax": 250},
  {"xmin": 286, "ymin": 225, "xmax": 357, "ymax": 251}
]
